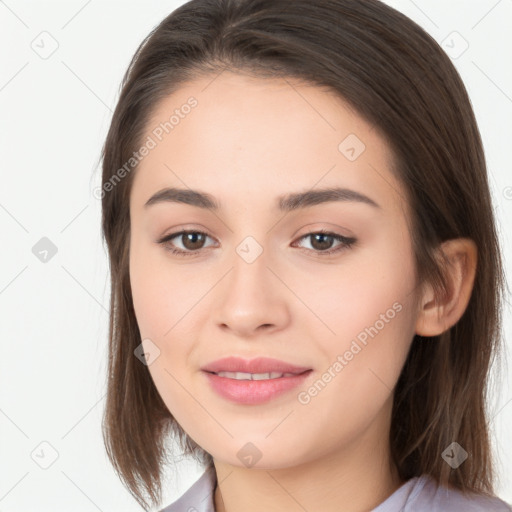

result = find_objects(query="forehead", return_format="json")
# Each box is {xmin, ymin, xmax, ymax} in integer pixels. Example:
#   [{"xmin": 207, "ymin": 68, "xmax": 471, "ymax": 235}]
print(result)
[{"xmin": 130, "ymin": 71, "xmax": 406, "ymax": 216}]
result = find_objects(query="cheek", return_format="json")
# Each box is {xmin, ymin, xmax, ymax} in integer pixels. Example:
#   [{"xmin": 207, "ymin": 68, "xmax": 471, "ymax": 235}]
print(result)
[
  {"xmin": 290, "ymin": 260, "xmax": 416, "ymax": 451},
  {"xmin": 129, "ymin": 256, "xmax": 164, "ymax": 340},
  {"xmin": 129, "ymin": 239, "xmax": 187, "ymax": 340},
  {"xmin": 130, "ymin": 245, "xmax": 196, "ymax": 415},
  {"xmin": 129, "ymin": 240, "xmax": 206, "ymax": 393},
  {"xmin": 298, "ymin": 235, "xmax": 416, "ymax": 345},
  {"xmin": 294, "ymin": 228, "xmax": 418, "ymax": 406}
]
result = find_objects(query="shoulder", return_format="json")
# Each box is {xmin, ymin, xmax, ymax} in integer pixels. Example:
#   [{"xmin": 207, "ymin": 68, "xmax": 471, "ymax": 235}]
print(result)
[
  {"xmin": 405, "ymin": 474, "xmax": 512, "ymax": 512},
  {"xmin": 159, "ymin": 466, "xmax": 217, "ymax": 512}
]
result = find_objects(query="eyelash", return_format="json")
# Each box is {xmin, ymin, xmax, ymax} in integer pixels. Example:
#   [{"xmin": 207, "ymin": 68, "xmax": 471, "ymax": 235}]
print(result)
[{"xmin": 156, "ymin": 229, "xmax": 357, "ymax": 258}]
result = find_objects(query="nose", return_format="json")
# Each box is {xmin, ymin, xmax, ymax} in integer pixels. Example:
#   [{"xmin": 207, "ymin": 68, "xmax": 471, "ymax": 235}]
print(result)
[{"xmin": 212, "ymin": 246, "xmax": 291, "ymax": 338}]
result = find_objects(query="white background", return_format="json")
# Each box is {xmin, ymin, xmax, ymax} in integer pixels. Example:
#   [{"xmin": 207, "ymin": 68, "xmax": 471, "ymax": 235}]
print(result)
[{"xmin": 1, "ymin": 0, "xmax": 511, "ymax": 510}]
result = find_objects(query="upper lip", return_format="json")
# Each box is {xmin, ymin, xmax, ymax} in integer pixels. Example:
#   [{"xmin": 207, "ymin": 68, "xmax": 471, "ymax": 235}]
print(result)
[{"xmin": 201, "ymin": 356, "xmax": 311, "ymax": 375}]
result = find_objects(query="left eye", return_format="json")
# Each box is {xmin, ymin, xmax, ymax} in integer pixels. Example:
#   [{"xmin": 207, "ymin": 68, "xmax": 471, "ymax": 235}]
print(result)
[
  {"xmin": 157, "ymin": 230, "xmax": 356, "ymax": 257},
  {"xmin": 293, "ymin": 231, "xmax": 357, "ymax": 254}
]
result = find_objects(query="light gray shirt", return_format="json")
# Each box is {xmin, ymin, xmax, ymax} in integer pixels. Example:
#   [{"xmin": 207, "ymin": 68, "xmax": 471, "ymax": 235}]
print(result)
[{"xmin": 160, "ymin": 466, "xmax": 512, "ymax": 512}]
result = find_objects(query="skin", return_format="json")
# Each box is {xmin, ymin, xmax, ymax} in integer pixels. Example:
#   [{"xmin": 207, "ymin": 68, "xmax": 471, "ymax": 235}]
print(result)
[{"xmin": 128, "ymin": 71, "xmax": 477, "ymax": 512}]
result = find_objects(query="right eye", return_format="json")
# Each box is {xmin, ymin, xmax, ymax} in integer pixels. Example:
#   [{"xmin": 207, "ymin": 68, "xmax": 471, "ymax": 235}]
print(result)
[{"xmin": 157, "ymin": 230, "xmax": 217, "ymax": 257}]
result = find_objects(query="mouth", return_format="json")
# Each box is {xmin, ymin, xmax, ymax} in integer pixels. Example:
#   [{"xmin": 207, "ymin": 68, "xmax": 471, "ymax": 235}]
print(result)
[
  {"xmin": 203, "ymin": 370, "xmax": 313, "ymax": 405},
  {"xmin": 201, "ymin": 357, "xmax": 313, "ymax": 404},
  {"xmin": 204, "ymin": 370, "xmax": 309, "ymax": 380},
  {"xmin": 201, "ymin": 356, "xmax": 312, "ymax": 375}
]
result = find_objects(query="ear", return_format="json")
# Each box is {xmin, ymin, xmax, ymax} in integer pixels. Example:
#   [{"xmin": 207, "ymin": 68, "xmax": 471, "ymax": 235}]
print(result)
[{"xmin": 415, "ymin": 238, "xmax": 477, "ymax": 337}]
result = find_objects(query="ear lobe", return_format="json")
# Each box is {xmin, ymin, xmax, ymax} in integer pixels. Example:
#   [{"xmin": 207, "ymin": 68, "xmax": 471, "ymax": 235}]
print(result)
[{"xmin": 415, "ymin": 238, "xmax": 477, "ymax": 337}]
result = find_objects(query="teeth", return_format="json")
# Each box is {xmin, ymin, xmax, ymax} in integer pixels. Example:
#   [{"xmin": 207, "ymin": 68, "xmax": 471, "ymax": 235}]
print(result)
[{"xmin": 215, "ymin": 371, "xmax": 296, "ymax": 380}]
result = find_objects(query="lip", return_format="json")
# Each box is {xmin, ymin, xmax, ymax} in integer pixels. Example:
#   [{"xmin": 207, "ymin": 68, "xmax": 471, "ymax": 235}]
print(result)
[
  {"xmin": 201, "ymin": 356, "xmax": 313, "ymax": 405},
  {"xmin": 201, "ymin": 356, "xmax": 311, "ymax": 375},
  {"xmin": 203, "ymin": 371, "xmax": 312, "ymax": 405}
]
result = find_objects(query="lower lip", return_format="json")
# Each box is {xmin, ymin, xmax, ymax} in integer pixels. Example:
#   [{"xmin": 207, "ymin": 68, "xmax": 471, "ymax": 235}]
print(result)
[{"xmin": 203, "ymin": 370, "xmax": 312, "ymax": 405}]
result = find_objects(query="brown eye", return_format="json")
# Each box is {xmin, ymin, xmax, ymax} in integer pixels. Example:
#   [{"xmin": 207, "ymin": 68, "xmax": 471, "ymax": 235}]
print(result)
[
  {"xmin": 309, "ymin": 233, "xmax": 335, "ymax": 251},
  {"xmin": 180, "ymin": 232, "xmax": 207, "ymax": 250},
  {"xmin": 157, "ymin": 229, "xmax": 356, "ymax": 258},
  {"xmin": 294, "ymin": 231, "xmax": 357, "ymax": 255},
  {"xmin": 157, "ymin": 230, "xmax": 215, "ymax": 256}
]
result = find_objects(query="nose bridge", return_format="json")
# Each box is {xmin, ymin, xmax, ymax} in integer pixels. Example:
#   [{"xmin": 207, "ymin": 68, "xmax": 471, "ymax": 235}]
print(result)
[
  {"xmin": 227, "ymin": 234, "xmax": 272, "ymax": 302},
  {"xmin": 212, "ymin": 232, "xmax": 289, "ymax": 335}
]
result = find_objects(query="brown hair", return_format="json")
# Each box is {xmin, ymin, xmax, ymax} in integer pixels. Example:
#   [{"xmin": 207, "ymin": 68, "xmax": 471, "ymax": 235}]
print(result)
[{"xmin": 100, "ymin": 0, "xmax": 506, "ymax": 509}]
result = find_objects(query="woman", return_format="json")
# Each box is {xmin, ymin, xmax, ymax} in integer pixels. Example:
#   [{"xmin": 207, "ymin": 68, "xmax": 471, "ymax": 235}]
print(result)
[{"xmin": 99, "ymin": 0, "xmax": 512, "ymax": 510}]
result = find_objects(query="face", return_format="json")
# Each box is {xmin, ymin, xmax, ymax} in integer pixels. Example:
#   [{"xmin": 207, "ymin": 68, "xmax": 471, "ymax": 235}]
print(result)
[{"xmin": 129, "ymin": 71, "xmax": 421, "ymax": 469}]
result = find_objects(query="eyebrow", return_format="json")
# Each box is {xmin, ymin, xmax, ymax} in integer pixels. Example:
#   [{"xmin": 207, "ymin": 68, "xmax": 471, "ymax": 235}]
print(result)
[{"xmin": 144, "ymin": 186, "xmax": 381, "ymax": 211}]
